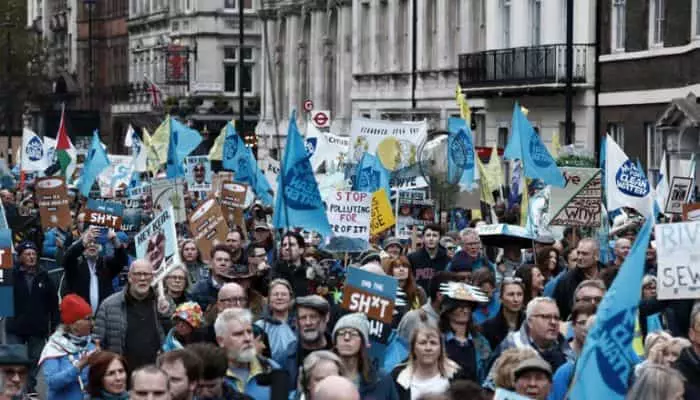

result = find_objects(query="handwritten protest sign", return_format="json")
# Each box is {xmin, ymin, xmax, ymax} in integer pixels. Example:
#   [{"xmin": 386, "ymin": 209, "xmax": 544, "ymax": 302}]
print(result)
[
  {"xmin": 549, "ymin": 168, "xmax": 602, "ymax": 227},
  {"xmin": 86, "ymin": 199, "xmax": 124, "ymax": 230},
  {"xmin": 135, "ymin": 206, "xmax": 180, "ymax": 285},
  {"xmin": 370, "ymin": 188, "xmax": 395, "ymax": 235},
  {"xmin": 185, "ymin": 156, "xmax": 212, "ymax": 192},
  {"xmin": 341, "ymin": 267, "xmax": 397, "ymax": 325},
  {"xmin": 220, "ymin": 182, "xmax": 248, "ymax": 228},
  {"xmin": 666, "ymin": 176, "xmax": 694, "ymax": 215},
  {"xmin": 326, "ymin": 191, "xmax": 371, "ymax": 252},
  {"xmin": 36, "ymin": 176, "xmax": 71, "ymax": 229},
  {"xmin": 151, "ymin": 178, "xmax": 187, "ymax": 223},
  {"xmin": 655, "ymin": 221, "xmax": 700, "ymax": 299},
  {"xmin": 189, "ymin": 199, "xmax": 228, "ymax": 262}
]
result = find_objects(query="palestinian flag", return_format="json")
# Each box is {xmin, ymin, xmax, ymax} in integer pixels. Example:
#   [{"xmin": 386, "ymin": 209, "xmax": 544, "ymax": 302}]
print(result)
[{"xmin": 56, "ymin": 106, "xmax": 77, "ymax": 181}]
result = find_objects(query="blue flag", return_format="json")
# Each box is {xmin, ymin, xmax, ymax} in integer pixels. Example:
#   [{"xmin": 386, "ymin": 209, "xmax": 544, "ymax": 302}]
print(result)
[
  {"xmin": 79, "ymin": 130, "xmax": 111, "ymax": 197},
  {"xmin": 222, "ymin": 122, "xmax": 273, "ymax": 206},
  {"xmin": 505, "ymin": 103, "xmax": 566, "ymax": 187},
  {"xmin": 447, "ymin": 117, "xmax": 476, "ymax": 188},
  {"xmin": 166, "ymin": 118, "xmax": 202, "ymax": 178},
  {"xmin": 570, "ymin": 217, "xmax": 653, "ymax": 400},
  {"xmin": 273, "ymin": 110, "xmax": 331, "ymax": 237},
  {"xmin": 353, "ymin": 152, "xmax": 391, "ymax": 196}
]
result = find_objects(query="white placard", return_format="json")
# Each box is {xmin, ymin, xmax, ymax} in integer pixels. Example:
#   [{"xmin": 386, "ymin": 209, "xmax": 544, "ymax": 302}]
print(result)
[
  {"xmin": 655, "ymin": 221, "xmax": 700, "ymax": 299},
  {"xmin": 326, "ymin": 191, "xmax": 371, "ymax": 252}
]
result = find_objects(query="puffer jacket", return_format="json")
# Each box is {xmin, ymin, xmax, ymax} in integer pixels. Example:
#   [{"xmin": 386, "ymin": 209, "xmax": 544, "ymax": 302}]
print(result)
[
  {"xmin": 675, "ymin": 347, "xmax": 700, "ymax": 400},
  {"xmin": 93, "ymin": 288, "xmax": 164, "ymax": 355}
]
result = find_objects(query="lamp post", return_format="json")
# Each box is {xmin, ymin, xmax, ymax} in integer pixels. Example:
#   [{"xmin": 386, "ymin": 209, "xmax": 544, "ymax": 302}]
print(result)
[
  {"xmin": 84, "ymin": 0, "xmax": 96, "ymax": 110},
  {"xmin": 1, "ymin": 18, "xmax": 14, "ymax": 164},
  {"xmin": 238, "ymin": 0, "xmax": 245, "ymax": 136}
]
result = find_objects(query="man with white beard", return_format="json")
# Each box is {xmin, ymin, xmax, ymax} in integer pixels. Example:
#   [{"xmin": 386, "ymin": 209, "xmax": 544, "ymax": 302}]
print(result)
[
  {"xmin": 215, "ymin": 308, "xmax": 282, "ymax": 400},
  {"xmin": 277, "ymin": 295, "xmax": 333, "ymax": 388}
]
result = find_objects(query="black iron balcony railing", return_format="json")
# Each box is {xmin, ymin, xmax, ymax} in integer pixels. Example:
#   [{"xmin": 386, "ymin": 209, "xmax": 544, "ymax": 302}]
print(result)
[{"xmin": 458, "ymin": 44, "xmax": 594, "ymax": 88}]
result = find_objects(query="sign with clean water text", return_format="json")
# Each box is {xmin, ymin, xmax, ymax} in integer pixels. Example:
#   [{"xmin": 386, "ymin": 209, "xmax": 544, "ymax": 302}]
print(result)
[
  {"xmin": 655, "ymin": 221, "xmax": 700, "ymax": 299},
  {"xmin": 341, "ymin": 267, "xmax": 397, "ymax": 324}
]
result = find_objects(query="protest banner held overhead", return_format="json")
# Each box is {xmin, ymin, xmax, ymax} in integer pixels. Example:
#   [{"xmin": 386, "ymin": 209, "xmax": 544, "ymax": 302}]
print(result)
[
  {"xmin": 35, "ymin": 176, "xmax": 72, "ymax": 229},
  {"xmin": 85, "ymin": 199, "xmax": 125, "ymax": 230},
  {"xmin": 185, "ymin": 155, "xmax": 212, "ymax": 192},
  {"xmin": 98, "ymin": 155, "xmax": 133, "ymax": 198},
  {"xmin": 341, "ymin": 267, "xmax": 398, "ymax": 326},
  {"xmin": 665, "ymin": 176, "xmax": 694, "ymax": 215},
  {"xmin": 188, "ymin": 198, "xmax": 228, "ymax": 262},
  {"xmin": 220, "ymin": 181, "xmax": 248, "ymax": 229},
  {"xmin": 370, "ymin": 188, "xmax": 395, "ymax": 236},
  {"xmin": 325, "ymin": 191, "xmax": 371, "ymax": 253},
  {"xmin": 548, "ymin": 167, "xmax": 602, "ymax": 227},
  {"xmin": 135, "ymin": 206, "xmax": 180, "ymax": 284},
  {"xmin": 655, "ymin": 220, "xmax": 700, "ymax": 300}
]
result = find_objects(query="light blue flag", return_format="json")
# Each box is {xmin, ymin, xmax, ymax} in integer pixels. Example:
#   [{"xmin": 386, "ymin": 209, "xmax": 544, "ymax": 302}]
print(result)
[
  {"xmin": 166, "ymin": 118, "xmax": 202, "ymax": 179},
  {"xmin": 79, "ymin": 130, "xmax": 111, "ymax": 197},
  {"xmin": 570, "ymin": 217, "xmax": 654, "ymax": 400},
  {"xmin": 447, "ymin": 117, "xmax": 476, "ymax": 188},
  {"xmin": 508, "ymin": 103, "xmax": 566, "ymax": 187},
  {"xmin": 273, "ymin": 110, "xmax": 331, "ymax": 238},
  {"xmin": 353, "ymin": 152, "xmax": 391, "ymax": 196},
  {"xmin": 222, "ymin": 122, "xmax": 273, "ymax": 206}
]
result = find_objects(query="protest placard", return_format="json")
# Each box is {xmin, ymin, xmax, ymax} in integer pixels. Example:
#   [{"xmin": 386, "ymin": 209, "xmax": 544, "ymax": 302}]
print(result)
[
  {"xmin": 666, "ymin": 176, "xmax": 694, "ymax": 215},
  {"xmin": 326, "ymin": 191, "xmax": 371, "ymax": 252},
  {"xmin": 185, "ymin": 156, "xmax": 212, "ymax": 192},
  {"xmin": 220, "ymin": 182, "xmax": 248, "ymax": 228},
  {"xmin": 127, "ymin": 182, "xmax": 151, "ymax": 200},
  {"xmin": 655, "ymin": 221, "xmax": 700, "ymax": 299},
  {"xmin": 683, "ymin": 203, "xmax": 700, "ymax": 221},
  {"xmin": 370, "ymin": 188, "xmax": 395, "ymax": 236},
  {"xmin": 0, "ymin": 229, "xmax": 12, "ymax": 269},
  {"xmin": 341, "ymin": 267, "xmax": 397, "ymax": 325},
  {"xmin": 135, "ymin": 206, "xmax": 180, "ymax": 285},
  {"xmin": 86, "ymin": 199, "xmax": 124, "ymax": 230},
  {"xmin": 211, "ymin": 171, "xmax": 235, "ymax": 196},
  {"xmin": 35, "ymin": 176, "xmax": 72, "ymax": 229},
  {"xmin": 98, "ymin": 155, "xmax": 133, "ymax": 198},
  {"xmin": 548, "ymin": 167, "xmax": 602, "ymax": 227},
  {"xmin": 395, "ymin": 190, "xmax": 435, "ymax": 239},
  {"xmin": 494, "ymin": 388, "xmax": 532, "ymax": 400},
  {"xmin": 151, "ymin": 178, "xmax": 187, "ymax": 223},
  {"xmin": 188, "ymin": 199, "xmax": 228, "ymax": 262},
  {"xmin": 0, "ymin": 228, "xmax": 13, "ymax": 316}
]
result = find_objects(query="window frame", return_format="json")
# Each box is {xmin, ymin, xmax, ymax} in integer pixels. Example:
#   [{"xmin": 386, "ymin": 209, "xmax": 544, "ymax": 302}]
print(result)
[
  {"xmin": 648, "ymin": 0, "xmax": 665, "ymax": 47},
  {"xmin": 502, "ymin": 0, "xmax": 511, "ymax": 48},
  {"xmin": 222, "ymin": 46, "xmax": 255, "ymax": 95},
  {"xmin": 611, "ymin": 0, "xmax": 626, "ymax": 52},
  {"xmin": 607, "ymin": 122, "xmax": 625, "ymax": 148},
  {"xmin": 530, "ymin": 0, "xmax": 542, "ymax": 46}
]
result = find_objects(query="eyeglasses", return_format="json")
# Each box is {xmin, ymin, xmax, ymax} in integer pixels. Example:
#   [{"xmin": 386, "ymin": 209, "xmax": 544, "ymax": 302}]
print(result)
[
  {"xmin": 131, "ymin": 272, "xmax": 153, "ymax": 280},
  {"xmin": 576, "ymin": 295, "xmax": 603, "ymax": 304},
  {"xmin": 464, "ymin": 241, "xmax": 481, "ymax": 247},
  {"xmin": 336, "ymin": 329, "xmax": 361, "ymax": 339},
  {"xmin": 168, "ymin": 276, "xmax": 187, "ymax": 281},
  {"xmin": 219, "ymin": 296, "xmax": 247, "ymax": 305},
  {"xmin": 532, "ymin": 314, "xmax": 560, "ymax": 322},
  {"xmin": 446, "ymin": 246, "xmax": 457, "ymax": 251},
  {"xmin": 252, "ymin": 253, "xmax": 267, "ymax": 258}
]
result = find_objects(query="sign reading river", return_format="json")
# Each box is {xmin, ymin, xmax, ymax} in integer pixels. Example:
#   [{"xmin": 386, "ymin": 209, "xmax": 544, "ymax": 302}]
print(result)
[{"xmin": 655, "ymin": 221, "xmax": 700, "ymax": 299}]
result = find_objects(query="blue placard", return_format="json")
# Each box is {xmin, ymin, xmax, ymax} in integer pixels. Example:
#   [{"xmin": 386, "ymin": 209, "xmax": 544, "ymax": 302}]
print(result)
[
  {"xmin": 0, "ymin": 286, "xmax": 13, "ymax": 317},
  {"xmin": 87, "ymin": 199, "xmax": 124, "ymax": 216},
  {"xmin": 345, "ymin": 267, "xmax": 398, "ymax": 301}
]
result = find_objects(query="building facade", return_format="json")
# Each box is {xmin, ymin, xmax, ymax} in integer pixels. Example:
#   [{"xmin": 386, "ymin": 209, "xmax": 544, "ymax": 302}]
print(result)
[
  {"xmin": 111, "ymin": 0, "xmax": 262, "ymax": 148},
  {"xmin": 598, "ymin": 0, "xmax": 699, "ymax": 181}
]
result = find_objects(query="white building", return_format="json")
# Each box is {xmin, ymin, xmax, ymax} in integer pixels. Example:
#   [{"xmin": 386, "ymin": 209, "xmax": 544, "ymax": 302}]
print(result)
[
  {"xmin": 112, "ymin": 0, "xmax": 262, "ymax": 132},
  {"xmin": 256, "ymin": 0, "xmax": 597, "ymax": 157},
  {"xmin": 26, "ymin": 0, "xmax": 79, "ymax": 78}
]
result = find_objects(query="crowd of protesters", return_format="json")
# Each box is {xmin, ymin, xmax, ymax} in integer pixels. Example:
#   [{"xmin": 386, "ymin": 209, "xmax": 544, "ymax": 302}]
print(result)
[{"xmin": 0, "ymin": 177, "xmax": 697, "ymax": 400}]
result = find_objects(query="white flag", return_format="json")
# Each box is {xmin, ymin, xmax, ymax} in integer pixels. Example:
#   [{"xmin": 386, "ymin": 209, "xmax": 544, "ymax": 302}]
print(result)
[
  {"xmin": 605, "ymin": 135, "xmax": 653, "ymax": 218},
  {"xmin": 124, "ymin": 124, "xmax": 135, "ymax": 148},
  {"xmin": 21, "ymin": 128, "xmax": 47, "ymax": 172},
  {"xmin": 655, "ymin": 151, "xmax": 668, "ymax": 212},
  {"xmin": 126, "ymin": 125, "xmax": 147, "ymax": 172},
  {"xmin": 43, "ymin": 137, "xmax": 57, "ymax": 167}
]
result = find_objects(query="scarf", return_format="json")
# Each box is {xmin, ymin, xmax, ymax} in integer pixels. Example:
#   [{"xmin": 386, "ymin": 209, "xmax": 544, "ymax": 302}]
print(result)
[
  {"xmin": 161, "ymin": 328, "xmax": 184, "ymax": 352},
  {"xmin": 38, "ymin": 326, "xmax": 93, "ymax": 366},
  {"xmin": 99, "ymin": 389, "xmax": 129, "ymax": 400}
]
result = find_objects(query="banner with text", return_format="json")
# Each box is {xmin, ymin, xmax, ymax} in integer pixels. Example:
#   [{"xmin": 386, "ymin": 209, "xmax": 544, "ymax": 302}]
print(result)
[
  {"xmin": 86, "ymin": 199, "xmax": 124, "ymax": 230},
  {"xmin": 220, "ymin": 181, "xmax": 248, "ymax": 229},
  {"xmin": 370, "ymin": 188, "xmax": 395, "ymax": 236},
  {"xmin": 98, "ymin": 155, "xmax": 133, "ymax": 198},
  {"xmin": 185, "ymin": 155, "xmax": 212, "ymax": 192},
  {"xmin": 36, "ymin": 176, "xmax": 72, "ymax": 230},
  {"xmin": 326, "ymin": 191, "xmax": 371, "ymax": 252},
  {"xmin": 666, "ymin": 176, "xmax": 694, "ymax": 215},
  {"xmin": 548, "ymin": 167, "xmax": 602, "ymax": 227},
  {"xmin": 188, "ymin": 198, "xmax": 228, "ymax": 262},
  {"xmin": 135, "ymin": 206, "xmax": 179, "ymax": 285},
  {"xmin": 655, "ymin": 221, "xmax": 700, "ymax": 299}
]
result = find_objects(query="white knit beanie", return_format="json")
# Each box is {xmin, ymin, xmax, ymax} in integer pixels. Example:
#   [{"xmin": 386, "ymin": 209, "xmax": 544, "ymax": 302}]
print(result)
[{"xmin": 332, "ymin": 312, "xmax": 370, "ymax": 345}]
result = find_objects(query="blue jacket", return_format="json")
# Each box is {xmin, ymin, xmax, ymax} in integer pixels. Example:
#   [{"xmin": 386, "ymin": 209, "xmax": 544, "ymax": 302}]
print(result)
[
  {"xmin": 489, "ymin": 322, "xmax": 574, "ymax": 374},
  {"xmin": 255, "ymin": 315, "xmax": 296, "ymax": 362},
  {"xmin": 548, "ymin": 359, "xmax": 575, "ymax": 400},
  {"xmin": 359, "ymin": 370, "xmax": 399, "ymax": 400},
  {"xmin": 41, "ymin": 341, "xmax": 96, "ymax": 400},
  {"xmin": 42, "ymin": 228, "xmax": 73, "ymax": 259},
  {"xmin": 223, "ymin": 356, "xmax": 280, "ymax": 400}
]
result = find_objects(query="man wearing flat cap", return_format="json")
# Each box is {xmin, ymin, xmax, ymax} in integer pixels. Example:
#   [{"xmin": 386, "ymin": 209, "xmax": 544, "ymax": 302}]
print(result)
[
  {"xmin": 513, "ymin": 357, "xmax": 552, "ymax": 400},
  {"xmin": 277, "ymin": 295, "xmax": 332, "ymax": 387},
  {"xmin": 6, "ymin": 241, "xmax": 59, "ymax": 392},
  {"xmin": 0, "ymin": 344, "xmax": 33, "ymax": 399}
]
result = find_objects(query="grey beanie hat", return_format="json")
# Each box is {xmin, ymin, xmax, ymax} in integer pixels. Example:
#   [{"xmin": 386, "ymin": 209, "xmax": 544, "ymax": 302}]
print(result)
[{"xmin": 332, "ymin": 312, "xmax": 370, "ymax": 345}]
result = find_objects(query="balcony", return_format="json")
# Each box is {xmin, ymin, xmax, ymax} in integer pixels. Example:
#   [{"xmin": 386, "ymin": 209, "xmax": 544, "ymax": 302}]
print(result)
[{"xmin": 458, "ymin": 44, "xmax": 594, "ymax": 95}]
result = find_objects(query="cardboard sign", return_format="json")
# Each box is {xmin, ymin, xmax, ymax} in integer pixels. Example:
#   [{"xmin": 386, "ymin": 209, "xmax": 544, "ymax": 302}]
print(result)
[
  {"xmin": 86, "ymin": 199, "xmax": 124, "ymax": 229},
  {"xmin": 0, "ymin": 229, "xmax": 13, "ymax": 269},
  {"xmin": 341, "ymin": 267, "xmax": 397, "ymax": 324},
  {"xmin": 127, "ymin": 183, "xmax": 151, "ymax": 200},
  {"xmin": 220, "ymin": 182, "xmax": 248, "ymax": 229},
  {"xmin": 135, "ymin": 206, "xmax": 180, "ymax": 285},
  {"xmin": 188, "ymin": 199, "xmax": 228, "ymax": 262},
  {"xmin": 211, "ymin": 171, "xmax": 235, "ymax": 196},
  {"xmin": 185, "ymin": 156, "xmax": 212, "ymax": 192},
  {"xmin": 151, "ymin": 178, "xmax": 187, "ymax": 223},
  {"xmin": 666, "ymin": 176, "xmax": 694, "ymax": 215},
  {"xmin": 655, "ymin": 221, "xmax": 700, "ymax": 299},
  {"xmin": 35, "ymin": 176, "xmax": 72, "ymax": 229},
  {"xmin": 683, "ymin": 203, "xmax": 700, "ymax": 221},
  {"xmin": 326, "ymin": 191, "xmax": 371, "ymax": 252},
  {"xmin": 370, "ymin": 189, "xmax": 395, "ymax": 235},
  {"xmin": 549, "ymin": 168, "xmax": 602, "ymax": 227},
  {"xmin": 0, "ymin": 228, "xmax": 15, "ymax": 316}
]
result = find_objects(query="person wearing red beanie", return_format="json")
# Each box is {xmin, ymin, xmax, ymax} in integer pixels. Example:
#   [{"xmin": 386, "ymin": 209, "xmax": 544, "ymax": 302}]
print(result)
[{"xmin": 60, "ymin": 294, "xmax": 93, "ymax": 326}]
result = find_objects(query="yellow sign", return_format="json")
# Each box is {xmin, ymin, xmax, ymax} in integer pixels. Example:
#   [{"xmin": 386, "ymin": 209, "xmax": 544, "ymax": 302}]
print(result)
[{"xmin": 371, "ymin": 188, "xmax": 395, "ymax": 235}]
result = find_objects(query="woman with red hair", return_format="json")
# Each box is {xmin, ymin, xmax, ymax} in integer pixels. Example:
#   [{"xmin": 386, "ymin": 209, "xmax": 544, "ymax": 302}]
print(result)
[{"xmin": 383, "ymin": 256, "xmax": 427, "ymax": 315}]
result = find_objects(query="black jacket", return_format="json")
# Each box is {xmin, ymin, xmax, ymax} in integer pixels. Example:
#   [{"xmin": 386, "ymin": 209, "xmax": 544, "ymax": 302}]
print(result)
[
  {"xmin": 6, "ymin": 265, "xmax": 59, "ymax": 337},
  {"xmin": 675, "ymin": 347, "xmax": 700, "ymax": 400},
  {"xmin": 551, "ymin": 262, "xmax": 605, "ymax": 320},
  {"xmin": 62, "ymin": 239, "xmax": 128, "ymax": 307},
  {"xmin": 481, "ymin": 307, "xmax": 526, "ymax": 349},
  {"xmin": 407, "ymin": 246, "xmax": 451, "ymax": 292},
  {"xmin": 271, "ymin": 260, "xmax": 312, "ymax": 297}
]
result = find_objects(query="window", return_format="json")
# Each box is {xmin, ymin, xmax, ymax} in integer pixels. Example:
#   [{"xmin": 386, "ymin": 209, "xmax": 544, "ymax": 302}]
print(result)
[
  {"xmin": 607, "ymin": 123, "xmax": 624, "ymax": 147},
  {"xmin": 502, "ymin": 0, "xmax": 511, "ymax": 47},
  {"xmin": 611, "ymin": 0, "xmax": 626, "ymax": 51},
  {"xmin": 696, "ymin": 0, "xmax": 700, "ymax": 36},
  {"xmin": 497, "ymin": 127, "xmax": 509, "ymax": 149},
  {"xmin": 645, "ymin": 122, "xmax": 662, "ymax": 175},
  {"xmin": 530, "ymin": 0, "xmax": 541, "ymax": 46},
  {"xmin": 224, "ymin": 0, "xmax": 252, "ymax": 9},
  {"xmin": 222, "ymin": 46, "xmax": 254, "ymax": 94},
  {"xmin": 649, "ymin": 0, "xmax": 665, "ymax": 46}
]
